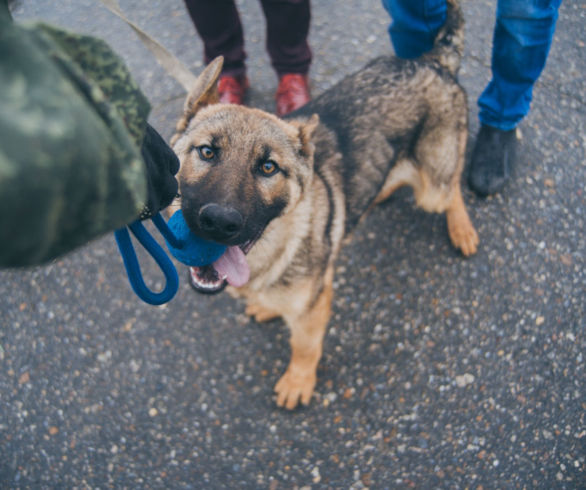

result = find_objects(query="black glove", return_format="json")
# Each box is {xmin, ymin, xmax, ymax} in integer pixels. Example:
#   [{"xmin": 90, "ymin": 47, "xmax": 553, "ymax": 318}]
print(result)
[{"xmin": 138, "ymin": 123, "xmax": 180, "ymax": 220}]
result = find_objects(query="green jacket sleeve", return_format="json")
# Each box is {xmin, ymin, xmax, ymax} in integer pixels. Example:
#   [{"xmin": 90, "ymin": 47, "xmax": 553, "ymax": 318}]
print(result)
[{"xmin": 0, "ymin": 5, "xmax": 150, "ymax": 267}]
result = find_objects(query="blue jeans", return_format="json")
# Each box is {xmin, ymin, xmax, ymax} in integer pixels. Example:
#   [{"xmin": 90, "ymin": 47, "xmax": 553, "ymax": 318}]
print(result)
[{"xmin": 381, "ymin": 0, "xmax": 562, "ymax": 130}]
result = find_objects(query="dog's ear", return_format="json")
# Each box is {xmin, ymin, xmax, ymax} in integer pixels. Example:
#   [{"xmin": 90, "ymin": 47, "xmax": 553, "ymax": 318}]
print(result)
[
  {"xmin": 183, "ymin": 56, "xmax": 223, "ymax": 114},
  {"xmin": 290, "ymin": 114, "xmax": 319, "ymax": 158},
  {"xmin": 172, "ymin": 57, "xmax": 224, "ymax": 141}
]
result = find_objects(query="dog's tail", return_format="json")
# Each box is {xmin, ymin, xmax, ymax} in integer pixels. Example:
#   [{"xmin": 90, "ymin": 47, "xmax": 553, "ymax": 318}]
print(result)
[{"xmin": 423, "ymin": 0, "xmax": 464, "ymax": 77}]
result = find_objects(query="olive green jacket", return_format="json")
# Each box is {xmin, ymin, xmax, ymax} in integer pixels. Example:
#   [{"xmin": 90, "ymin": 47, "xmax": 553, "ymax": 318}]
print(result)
[{"xmin": 0, "ymin": 1, "xmax": 150, "ymax": 266}]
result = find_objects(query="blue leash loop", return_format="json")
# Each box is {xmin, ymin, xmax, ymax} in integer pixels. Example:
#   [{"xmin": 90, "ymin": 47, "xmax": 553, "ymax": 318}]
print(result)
[{"xmin": 114, "ymin": 213, "xmax": 181, "ymax": 305}]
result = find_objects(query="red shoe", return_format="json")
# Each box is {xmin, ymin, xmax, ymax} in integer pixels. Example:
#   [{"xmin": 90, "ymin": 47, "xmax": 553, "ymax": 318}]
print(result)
[
  {"xmin": 217, "ymin": 75, "xmax": 249, "ymax": 105},
  {"xmin": 275, "ymin": 74, "xmax": 311, "ymax": 116}
]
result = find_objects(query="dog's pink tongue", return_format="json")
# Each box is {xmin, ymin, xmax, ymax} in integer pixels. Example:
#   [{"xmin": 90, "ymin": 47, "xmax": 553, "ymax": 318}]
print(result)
[{"xmin": 213, "ymin": 246, "xmax": 250, "ymax": 287}]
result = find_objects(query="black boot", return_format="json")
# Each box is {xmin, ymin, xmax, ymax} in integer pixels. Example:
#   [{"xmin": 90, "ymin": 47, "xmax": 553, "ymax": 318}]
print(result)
[{"xmin": 468, "ymin": 125, "xmax": 517, "ymax": 197}]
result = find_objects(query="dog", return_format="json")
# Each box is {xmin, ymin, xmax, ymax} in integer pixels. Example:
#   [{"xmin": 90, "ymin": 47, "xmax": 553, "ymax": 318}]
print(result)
[{"xmin": 170, "ymin": 0, "xmax": 478, "ymax": 409}]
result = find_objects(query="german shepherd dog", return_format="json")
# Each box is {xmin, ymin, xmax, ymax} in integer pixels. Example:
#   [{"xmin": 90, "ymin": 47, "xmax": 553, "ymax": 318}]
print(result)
[{"xmin": 171, "ymin": 0, "xmax": 478, "ymax": 409}]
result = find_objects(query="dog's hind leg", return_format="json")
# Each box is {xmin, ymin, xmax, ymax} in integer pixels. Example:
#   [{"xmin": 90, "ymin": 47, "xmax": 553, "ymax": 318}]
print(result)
[
  {"xmin": 445, "ymin": 124, "xmax": 479, "ymax": 256},
  {"xmin": 274, "ymin": 268, "xmax": 333, "ymax": 409},
  {"xmin": 446, "ymin": 183, "xmax": 479, "ymax": 256},
  {"xmin": 412, "ymin": 100, "xmax": 478, "ymax": 256}
]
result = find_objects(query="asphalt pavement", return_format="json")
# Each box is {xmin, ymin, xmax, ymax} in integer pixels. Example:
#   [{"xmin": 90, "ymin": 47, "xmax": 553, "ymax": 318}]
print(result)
[{"xmin": 1, "ymin": 0, "xmax": 584, "ymax": 488}]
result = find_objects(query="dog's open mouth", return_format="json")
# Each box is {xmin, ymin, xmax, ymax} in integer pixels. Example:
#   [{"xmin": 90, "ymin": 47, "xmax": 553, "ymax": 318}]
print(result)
[{"xmin": 189, "ymin": 241, "xmax": 254, "ymax": 294}]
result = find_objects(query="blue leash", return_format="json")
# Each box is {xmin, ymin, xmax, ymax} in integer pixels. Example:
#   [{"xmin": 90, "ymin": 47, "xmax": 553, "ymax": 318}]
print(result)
[
  {"xmin": 114, "ymin": 211, "xmax": 227, "ymax": 306},
  {"xmin": 114, "ymin": 214, "xmax": 180, "ymax": 305}
]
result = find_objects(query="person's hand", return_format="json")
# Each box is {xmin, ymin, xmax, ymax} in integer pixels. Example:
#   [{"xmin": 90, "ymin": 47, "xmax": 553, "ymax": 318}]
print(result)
[{"xmin": 139, "ymin": 124, "xmax": 180, "ymax": 219}]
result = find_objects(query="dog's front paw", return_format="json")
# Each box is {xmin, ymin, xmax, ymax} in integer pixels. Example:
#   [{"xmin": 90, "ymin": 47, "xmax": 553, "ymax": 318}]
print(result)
[
  {"xmin": 245, "ymin": 303, "xmax": 280, "ymax": 323},
  {"xmin": 274, "ymin": 369, "xmax": 316, "ymax": 410}
]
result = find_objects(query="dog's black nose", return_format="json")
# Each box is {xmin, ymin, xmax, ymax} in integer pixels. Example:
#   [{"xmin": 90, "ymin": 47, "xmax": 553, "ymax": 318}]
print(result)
[{"xmin": 198, "ymin": 203, "xmax": 244, "ymax": 241}]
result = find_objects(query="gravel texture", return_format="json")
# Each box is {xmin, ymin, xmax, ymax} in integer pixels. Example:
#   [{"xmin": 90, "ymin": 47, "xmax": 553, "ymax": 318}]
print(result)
[{"xmin": 1, "ymin": 0, "xmax": 584, "ymax": 488}]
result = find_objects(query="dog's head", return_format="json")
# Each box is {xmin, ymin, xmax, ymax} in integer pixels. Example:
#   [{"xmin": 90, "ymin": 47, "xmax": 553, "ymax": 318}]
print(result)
[{"xmin": 172, "ymin": 57, "xmax": 319, "ymax": 293}]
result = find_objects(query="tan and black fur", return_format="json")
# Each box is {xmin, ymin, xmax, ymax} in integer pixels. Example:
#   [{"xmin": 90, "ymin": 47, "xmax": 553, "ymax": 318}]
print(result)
[{"xmin": 171, "ymin": 0, "xmax": 478, "ymax": 409}]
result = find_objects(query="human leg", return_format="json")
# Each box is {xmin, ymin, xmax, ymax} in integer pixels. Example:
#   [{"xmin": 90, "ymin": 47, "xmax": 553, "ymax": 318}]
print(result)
[
  {"xmin": 381, "ymin": 0, "xmax": 447, "ymax": 58},
  {"xmin": 478, "ymin": 0, "xmax": 562, "ymax": 130},
  {"xmin": 183, "ymin": 0, "xmax": 248, "ymax": 103},
  {"xmin": 183, "ymin": 0, "xmax": 247, "ymax": 77},
  {"xmin": 260, "ymin": 0, "xmax": 312, "ymax": 115},
  {"xmin": 469, "ymin": 0, "xmax": 562, "ymax": 196},
  {"xmin": 259, "ymin": 0, "xmax": 311, "ymax": 76}
]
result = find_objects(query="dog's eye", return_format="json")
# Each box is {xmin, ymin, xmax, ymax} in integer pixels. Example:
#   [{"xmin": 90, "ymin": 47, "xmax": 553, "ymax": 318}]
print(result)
[
  {"xmin": 197, "ymin": 145, "xmax": 215, "ymax": 161},
  {"xmin": 258, "ymin": 160, "xmax": 279, "ymax": 177}
]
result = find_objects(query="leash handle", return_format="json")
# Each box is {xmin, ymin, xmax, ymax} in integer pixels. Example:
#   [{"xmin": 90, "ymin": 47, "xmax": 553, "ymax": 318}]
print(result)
[
  {"xmin": 151, "ymin": 212, "xmax": 183, "ymax": 249},
  {"xmin": 114, "ymin": 215, "xmax": 179, "ymax": 305}
]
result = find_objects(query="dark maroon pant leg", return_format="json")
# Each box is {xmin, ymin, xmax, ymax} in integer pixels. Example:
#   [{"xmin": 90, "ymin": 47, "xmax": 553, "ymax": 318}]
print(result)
[
  {"xmin": 259, "ymin": 0, "xmax": 312, "ymax": 76},
  {"xmin": 183, "ymin": 0, "xmax": 247, "ymax": 77},
  {"xmin": 183, "ymin": 0, "xmax": 311, "ymax": 77}
]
